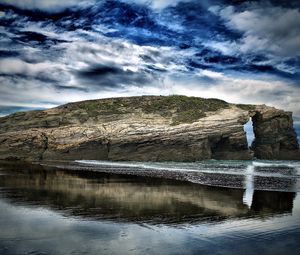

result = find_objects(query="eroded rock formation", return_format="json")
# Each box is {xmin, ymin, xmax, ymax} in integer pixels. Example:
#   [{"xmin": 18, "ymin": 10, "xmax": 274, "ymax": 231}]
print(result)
[
  {"xmin": 250, "ymin": 106, "xmax": 300, "ymax": 159},
  {"xmin": 0, "ymin": 96, "xmax": 299, "ymax": 161}
]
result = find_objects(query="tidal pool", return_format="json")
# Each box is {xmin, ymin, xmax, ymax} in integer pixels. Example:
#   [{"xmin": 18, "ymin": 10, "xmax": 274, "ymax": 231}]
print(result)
[{"xmin": 0, "ymin": 160, "xmax": 299, "ymax": 255}]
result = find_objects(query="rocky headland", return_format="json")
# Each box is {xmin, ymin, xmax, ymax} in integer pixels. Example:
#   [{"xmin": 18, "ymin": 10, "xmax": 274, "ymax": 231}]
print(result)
[{"xmin": 0, "ymin": 95, "xmax": 299, "ymax": 161}]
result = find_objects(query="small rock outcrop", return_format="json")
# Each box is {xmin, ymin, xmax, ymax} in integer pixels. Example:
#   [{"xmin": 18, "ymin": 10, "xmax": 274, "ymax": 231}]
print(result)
[{"xmin": 0, "ymin": 96, "xmax": 299, "ymax": 161}]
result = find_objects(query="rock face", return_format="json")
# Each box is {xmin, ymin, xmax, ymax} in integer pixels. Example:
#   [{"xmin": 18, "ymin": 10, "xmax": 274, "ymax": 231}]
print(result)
[
  {"xmin": 0, "ymin": 96, "xmax": 299, "ymax": 161},
  {"xmin": 250, "ymin": 106, "xmax": 300, "ymax": 160}
]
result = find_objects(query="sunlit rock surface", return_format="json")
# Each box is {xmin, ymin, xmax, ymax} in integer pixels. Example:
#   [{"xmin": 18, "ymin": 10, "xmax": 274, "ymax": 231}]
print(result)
[{"xmin": 0, "ymin": 96, "xmax": 299, "ymax": 161}]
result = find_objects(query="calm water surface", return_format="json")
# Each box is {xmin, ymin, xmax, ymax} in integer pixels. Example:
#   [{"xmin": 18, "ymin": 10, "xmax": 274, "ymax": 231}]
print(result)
[{"xmin": 0, "ymin": 160, "xmax": 299, "ymax": 255}]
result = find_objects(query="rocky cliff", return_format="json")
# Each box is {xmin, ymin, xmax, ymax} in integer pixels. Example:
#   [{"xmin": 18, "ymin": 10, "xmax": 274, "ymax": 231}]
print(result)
[{"xmin": 0, "ymin": 95, "xmax": 299, "ymax": 161}]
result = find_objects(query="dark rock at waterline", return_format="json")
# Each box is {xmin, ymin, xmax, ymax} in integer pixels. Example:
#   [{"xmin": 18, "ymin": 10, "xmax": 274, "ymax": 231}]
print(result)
[{"xmin": 0, "ymin": 95, "xmax": 299, "ymax": 161}]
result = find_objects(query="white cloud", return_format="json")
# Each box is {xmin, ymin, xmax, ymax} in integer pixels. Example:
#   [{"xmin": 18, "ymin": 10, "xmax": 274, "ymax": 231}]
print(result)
[
  {"xmin": 211, "ymin": 5, "xmax": 300, "ymax": 57},
  {"xmin": 54, "ymin": 30, "xmax": 193, "ymax": 78},
  {"xmin": 198, "ymin": 70, "xmax": 225, "ymax": 79},
  {"xmin": 165, "ymin": 71, "xmax": 300, "ymax": 116},
  {"xmin": 202, "ymin": 40, "xmax": 239, "ymax": 55},
  {"xmin": 0, "ymin": 58, "xmax": 67, "ymax": 78},
  {"xmin": 0, "ymin": 0, "xmax": 95, "ymax": 11},
  {"xmin": 123, "ymin": 0, "xmax": 191, "ymax": 9},
  {"xmin": 0, "ymin": 0, "xmax": 192, "ymax": 11},
  {"xmin": 1, "ymin": 63, "xmax": 300, "ymax": 118}
]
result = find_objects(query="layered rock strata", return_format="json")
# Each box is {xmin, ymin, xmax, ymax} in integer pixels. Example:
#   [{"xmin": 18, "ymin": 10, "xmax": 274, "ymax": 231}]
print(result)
[{"xmin": 0, "ymin": 96, "xmax": 299, "ymax": 161}]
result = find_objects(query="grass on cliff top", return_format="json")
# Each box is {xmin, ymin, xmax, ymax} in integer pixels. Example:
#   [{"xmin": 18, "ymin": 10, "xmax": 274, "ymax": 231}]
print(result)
[
  {"xmin": 141, "ymin": 95, "xmax": 230, "ymax": 124},
  {"xmin": 236, "ymin": 104, "xmax": 256, "ymax": 111},
  {"xmin": 61, "ymin": 95, "xmax": 230, "ymax": 124}
]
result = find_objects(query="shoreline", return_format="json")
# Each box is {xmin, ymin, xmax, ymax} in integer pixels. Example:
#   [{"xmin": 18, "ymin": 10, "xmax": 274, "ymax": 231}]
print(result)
[{"xmin": 34, "ymin": 160, "xmax": 300, "ymax": 192}]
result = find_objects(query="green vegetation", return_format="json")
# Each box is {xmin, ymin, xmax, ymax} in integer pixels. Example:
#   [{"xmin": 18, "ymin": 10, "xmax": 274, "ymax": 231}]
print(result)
[
  {"xmin": 82, "ymin": 101, "xmax": 99, "ymax": 111},
  {"xmin": 141, "ymin": 95, "xmax": 229, "ymax": 124},
  {"xmin": 236, "ymin": 104, "xmax": 256, "ymax": 111},
  {"xmin": 60, "ymin": 95, "xmax": 230, "ymax": 124},
  {"xmin": 89, "ymin": 101, "xmax": 118, "ymax": 113},
  {"xmin": 70, "ymin": 100, "xmax": 125, "ymax": 115},
  {"xmin": 142, "ymin": 95, "xmax": 228, "ymax": 112}
]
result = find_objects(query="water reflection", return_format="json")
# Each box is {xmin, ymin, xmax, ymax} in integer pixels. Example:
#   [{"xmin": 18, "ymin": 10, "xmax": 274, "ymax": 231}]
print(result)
[
  {"xmin": 0, "ymin": 161, "xmax": 296, "ymax": 225},
  {"xmin": 243, "ymin": 164, "xmax": 254, "ymax": 207},
  {"xmin": 242, "ymin": 162, "xmax": 298, "ymax": 208}
]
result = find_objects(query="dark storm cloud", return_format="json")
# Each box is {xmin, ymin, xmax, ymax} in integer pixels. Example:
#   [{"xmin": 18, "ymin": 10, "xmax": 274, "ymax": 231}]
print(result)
[
  {"xmin": 54, "ymin": 85, "xmax": 89, "ymax": 92},
  {"xmin": 14, "ymin": 31, "xmax": 67, "ymax": 46},
  {"xmin": 79, "ymin": 65, "xmax": 121, "ymax": 77},
  {"xmin": 0, "ymin": 73, "xmax": 57, "ymax": 83},
  {"xmin": 76, "ymin": 64, "xmax": 154, "ymax": 89},
  {"xmin": 0, "ymin": 50, "xmax": 20, "ymax": 58},
  {"xmin": 17, "ymin": 31, "xmax": 48, "ymax": 43}
]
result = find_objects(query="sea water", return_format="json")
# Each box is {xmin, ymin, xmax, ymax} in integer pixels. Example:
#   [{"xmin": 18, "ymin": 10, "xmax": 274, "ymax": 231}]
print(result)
[{"xmin": 0, "ymin": 160, "xmax": 299, "ymax": 255}]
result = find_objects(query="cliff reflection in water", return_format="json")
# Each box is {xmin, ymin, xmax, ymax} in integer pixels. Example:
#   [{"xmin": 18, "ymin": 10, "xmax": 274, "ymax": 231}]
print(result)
[{"xmin": 0, "ymin": 162, "xmax": 296, "ymax": 225}]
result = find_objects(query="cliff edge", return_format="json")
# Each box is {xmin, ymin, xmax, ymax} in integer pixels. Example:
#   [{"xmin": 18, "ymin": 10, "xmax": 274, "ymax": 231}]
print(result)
[{"xmin": 0, "ymin": 95, "xmax": 299, "ymax": 161}]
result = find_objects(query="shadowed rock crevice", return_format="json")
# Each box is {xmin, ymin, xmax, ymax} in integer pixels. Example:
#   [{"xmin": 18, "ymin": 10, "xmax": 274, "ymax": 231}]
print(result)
[
  {"xmin": 41, "ymin": 132, "xmax": 49, "ymax": 160},
  {"xmin": 0, "ymin": 96, "xmax": 299, "ymax": 161}
]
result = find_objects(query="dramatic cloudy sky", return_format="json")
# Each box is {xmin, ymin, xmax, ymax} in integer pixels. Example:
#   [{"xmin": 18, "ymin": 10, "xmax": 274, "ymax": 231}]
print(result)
[{"xmin": 0, "ymin": 0, "xmax": 300, "ymax": 134}]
